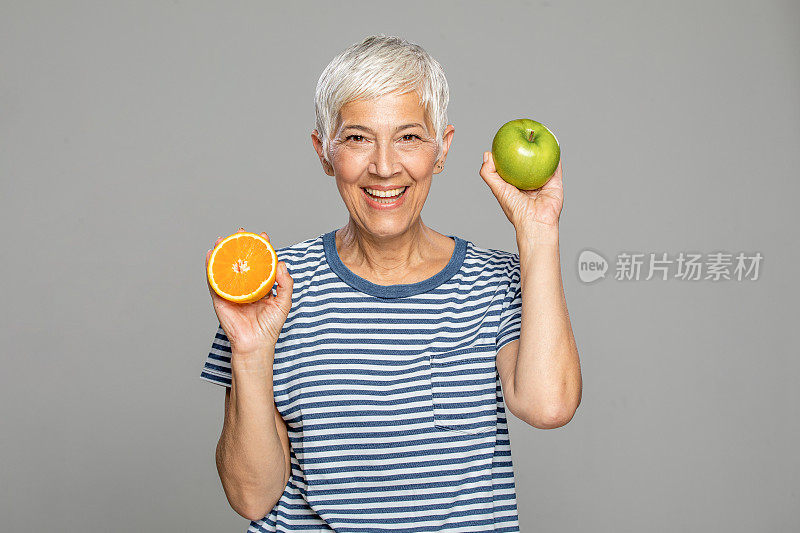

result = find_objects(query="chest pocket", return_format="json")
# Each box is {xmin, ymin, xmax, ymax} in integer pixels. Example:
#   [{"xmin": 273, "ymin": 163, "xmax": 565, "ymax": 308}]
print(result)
[{"xmin": 429, "ymin": 343, "xmax": 499, "ymax": 435}]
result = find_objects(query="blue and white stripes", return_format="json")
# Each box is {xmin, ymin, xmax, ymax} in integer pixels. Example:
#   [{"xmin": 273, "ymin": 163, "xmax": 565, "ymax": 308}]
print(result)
[{"xmin": 201, "ymin": 230, "xmax": 523, "ymax": 532}]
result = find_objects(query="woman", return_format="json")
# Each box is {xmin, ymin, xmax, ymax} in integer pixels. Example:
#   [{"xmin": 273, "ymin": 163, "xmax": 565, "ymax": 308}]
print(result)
[{"xmin": 200, "ymin": 35, "xmax": 581, "ymax": 532}]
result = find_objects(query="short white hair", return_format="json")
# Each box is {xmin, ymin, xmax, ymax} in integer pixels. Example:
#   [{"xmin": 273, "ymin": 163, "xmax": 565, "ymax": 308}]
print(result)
[{"xmin": 314, "ymin": 34, "xmax": 450, "ymax": 164}]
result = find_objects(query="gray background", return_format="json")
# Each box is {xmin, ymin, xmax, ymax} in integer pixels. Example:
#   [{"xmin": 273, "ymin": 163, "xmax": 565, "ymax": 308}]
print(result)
[{"xmin": 1, "ymin": 1, "xmax": 798, "ymax": 531}]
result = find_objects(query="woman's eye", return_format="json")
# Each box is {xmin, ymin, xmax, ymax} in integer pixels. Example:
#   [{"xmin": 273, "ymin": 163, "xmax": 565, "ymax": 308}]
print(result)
[{"xmin": 344, "ymin": 134, "xmax": 420, "ymax": 143}]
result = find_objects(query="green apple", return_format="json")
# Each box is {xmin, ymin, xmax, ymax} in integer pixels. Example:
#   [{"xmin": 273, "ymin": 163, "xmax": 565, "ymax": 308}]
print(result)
[{"xmin": 491, "ymin": 119, "xmax": 560, "ymax": 190}]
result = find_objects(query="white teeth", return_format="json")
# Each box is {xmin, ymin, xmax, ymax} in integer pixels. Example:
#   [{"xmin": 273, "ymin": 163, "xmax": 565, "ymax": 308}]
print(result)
[{"xmin": 364, "ymin": 186, "xmax": 406, "ymax": 198}]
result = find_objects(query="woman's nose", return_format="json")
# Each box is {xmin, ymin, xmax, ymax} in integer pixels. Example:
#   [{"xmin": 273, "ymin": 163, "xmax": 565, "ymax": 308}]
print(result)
[{"xmin": 369, "ymin": 144, "xmax": 401, "ymax": 177}]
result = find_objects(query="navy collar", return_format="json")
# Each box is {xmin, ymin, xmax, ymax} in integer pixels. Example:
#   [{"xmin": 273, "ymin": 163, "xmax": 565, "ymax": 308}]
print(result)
[{"xmin": 322, "ymin": 230, "xmax": 467, "ymax": 299}]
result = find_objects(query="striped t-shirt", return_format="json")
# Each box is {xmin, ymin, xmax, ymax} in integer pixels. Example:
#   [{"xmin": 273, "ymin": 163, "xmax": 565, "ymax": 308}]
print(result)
[{"xmin": 200, "ymin": 230, "xmax": 523, "ymax": 532}]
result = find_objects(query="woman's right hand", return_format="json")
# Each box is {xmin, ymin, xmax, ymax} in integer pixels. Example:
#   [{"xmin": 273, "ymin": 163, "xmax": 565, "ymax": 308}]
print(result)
[{"xmin": 206, "ymin": 228, "xmax": 294, "ymax": 356}]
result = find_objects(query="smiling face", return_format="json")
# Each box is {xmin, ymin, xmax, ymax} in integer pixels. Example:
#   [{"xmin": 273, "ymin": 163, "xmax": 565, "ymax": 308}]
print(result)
[{"xmin": 312, "ymin": 91, "xmax": 454, "ymax": 240}]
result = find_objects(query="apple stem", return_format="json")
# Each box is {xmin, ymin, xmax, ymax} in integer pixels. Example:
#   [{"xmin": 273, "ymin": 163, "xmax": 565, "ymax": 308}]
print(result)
[{"xmin": 527, "ymin": 130, "xmax": 535, "ymax": 142}]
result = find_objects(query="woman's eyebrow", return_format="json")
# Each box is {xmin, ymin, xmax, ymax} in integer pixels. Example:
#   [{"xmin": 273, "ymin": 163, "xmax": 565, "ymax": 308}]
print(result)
[{"xmin": 342, "ymin": 123, "xmax": 426, "ymax": 133}]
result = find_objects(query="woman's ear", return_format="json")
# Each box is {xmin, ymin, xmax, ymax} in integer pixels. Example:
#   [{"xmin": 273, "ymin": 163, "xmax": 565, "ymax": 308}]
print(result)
[
  {"xmin": 311, "ymin": 130, "xmax": 335, "ymax": 176},
  {"xmin": 433, "ymin": 125, "xmax": 455, "ymax": 175},
  {"xmin": 322, "ymin": 158, "xmax": 334, "ymax": 176}
]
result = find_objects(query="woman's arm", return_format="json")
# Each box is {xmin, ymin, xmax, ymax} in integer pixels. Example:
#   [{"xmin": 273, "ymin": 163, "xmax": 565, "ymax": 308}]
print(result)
[
  {"xmin": 510, "ymin": 223, "xmax": 581, "ymax": 428},
  {"xmin": 480, "ymin": 153, "xmax": 582, "ymax": 429},
  {"xmin": 216, "ymin": 349, "xmax": 291, "ymax": 521}
]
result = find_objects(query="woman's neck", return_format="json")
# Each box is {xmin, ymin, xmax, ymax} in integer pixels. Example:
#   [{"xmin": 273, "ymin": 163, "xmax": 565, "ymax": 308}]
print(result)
[{"xmin": 335, "ymin": 218, "xmax": 453, "ymax": 285}]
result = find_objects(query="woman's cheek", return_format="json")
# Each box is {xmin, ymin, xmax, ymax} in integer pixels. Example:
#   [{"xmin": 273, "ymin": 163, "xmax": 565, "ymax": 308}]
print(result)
[{"xmin": 334, "ymin": 154, "xmax": 366, "ymax": 182}]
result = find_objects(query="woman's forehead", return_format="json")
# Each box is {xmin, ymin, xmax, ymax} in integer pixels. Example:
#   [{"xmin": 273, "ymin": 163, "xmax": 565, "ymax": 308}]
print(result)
[{"xmin": 339, "ymin": 92, "xmax": 431, "ymax": 131}]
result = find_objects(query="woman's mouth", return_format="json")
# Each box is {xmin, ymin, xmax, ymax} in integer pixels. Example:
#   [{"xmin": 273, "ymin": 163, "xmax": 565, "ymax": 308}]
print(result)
[{"xmin": 361, "ymin": 186, "xmax": 409, "ymax": 209}]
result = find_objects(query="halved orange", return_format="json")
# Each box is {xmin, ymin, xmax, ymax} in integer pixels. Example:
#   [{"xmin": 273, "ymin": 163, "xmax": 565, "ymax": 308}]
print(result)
[{"xmin": 207, "ymin": 232, "xmax": 277, "ymax": 303}]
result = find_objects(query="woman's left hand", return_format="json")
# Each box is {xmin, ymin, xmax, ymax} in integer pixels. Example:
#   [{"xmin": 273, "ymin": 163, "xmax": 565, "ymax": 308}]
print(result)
[{"xmin": 479, "ymin": 151, "xmax": 563, "ymax": 231}]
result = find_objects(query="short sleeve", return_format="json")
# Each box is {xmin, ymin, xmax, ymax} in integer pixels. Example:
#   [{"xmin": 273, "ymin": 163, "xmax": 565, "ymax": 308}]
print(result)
[
  {"xmin": 199, "ymin": 324, "xmax": 233, "ymax": 387},
  {"xmin": 496, "ymin": 253, "xmax": 522, "ymax": 351}
]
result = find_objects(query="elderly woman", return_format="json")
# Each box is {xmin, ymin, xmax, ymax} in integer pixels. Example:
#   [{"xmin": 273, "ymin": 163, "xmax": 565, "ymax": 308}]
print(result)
[{"xmin": 200, "ymin": 35, "xmax": 581, "ymax": 532}]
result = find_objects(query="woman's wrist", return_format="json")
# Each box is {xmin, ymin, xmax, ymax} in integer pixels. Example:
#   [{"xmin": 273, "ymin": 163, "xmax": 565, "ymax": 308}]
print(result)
[
  {"xmin": 231, "ymin": 345, "xmax": 275, "ymax": 376},
  {"xmin": 515, "ymin": 221, "xmax": 560, "ymax": 252}
]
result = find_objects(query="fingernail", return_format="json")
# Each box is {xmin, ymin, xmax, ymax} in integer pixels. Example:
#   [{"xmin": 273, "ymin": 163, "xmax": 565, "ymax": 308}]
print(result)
[{"xmin": 483, "ymin": 152, "xmax": 488, "ymax": 163}]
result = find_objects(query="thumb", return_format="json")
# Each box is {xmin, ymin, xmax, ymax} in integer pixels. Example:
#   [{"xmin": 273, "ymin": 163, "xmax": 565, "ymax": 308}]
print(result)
[
  {"xmin": 479, "ymin": 151, "xmax": 514, "ymax": 203},
  {"xmin": 274, "ymin": 261, "xmax": 294, "ymax": 314}
]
